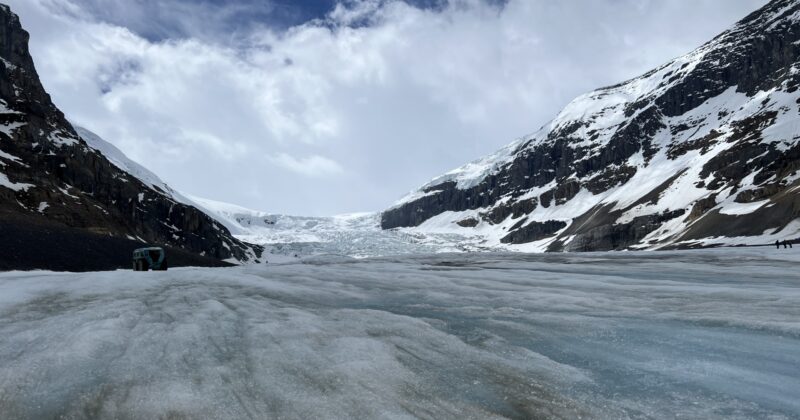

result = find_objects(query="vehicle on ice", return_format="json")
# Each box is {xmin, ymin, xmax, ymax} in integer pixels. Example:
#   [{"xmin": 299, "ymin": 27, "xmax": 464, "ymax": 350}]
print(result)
[{"xmin": 133, "ymin": 247, "xmax": 168, "ymax": 271}]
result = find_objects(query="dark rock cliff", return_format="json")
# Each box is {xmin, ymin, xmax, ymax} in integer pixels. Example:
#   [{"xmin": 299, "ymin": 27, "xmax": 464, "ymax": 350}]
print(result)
[{"xmin": 0, "ymin": 4, "xmax": 261, "ymax": 269}]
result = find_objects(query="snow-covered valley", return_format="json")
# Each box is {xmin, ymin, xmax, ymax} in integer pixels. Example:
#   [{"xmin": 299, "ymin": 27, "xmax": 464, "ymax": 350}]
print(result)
[{"xmin": 1, "ymin": 248, "xmax": 798, "ymax": 419}]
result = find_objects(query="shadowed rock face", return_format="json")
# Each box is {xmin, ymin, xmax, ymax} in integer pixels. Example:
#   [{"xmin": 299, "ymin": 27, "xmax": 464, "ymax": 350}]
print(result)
[
  {"xmin": 0, "ymin": 4, "xmax": 261, "ymax": 269},
  {"xmin": 382, "ymin": 0, "xmax": 800, "ymax": 251}
]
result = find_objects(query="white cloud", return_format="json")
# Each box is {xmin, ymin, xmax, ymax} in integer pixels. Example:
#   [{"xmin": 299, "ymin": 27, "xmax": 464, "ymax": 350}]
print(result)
[
  {"xmin": 4, "ymin": 0, "xmax": 768, "ymax": 215},
  {"xmin": 268, "ymin": 153, "xmax": 344, "ymax": 177}
]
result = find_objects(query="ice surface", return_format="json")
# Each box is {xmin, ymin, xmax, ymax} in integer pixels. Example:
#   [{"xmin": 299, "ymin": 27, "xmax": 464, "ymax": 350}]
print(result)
[{"xmin": 0, "ymin": 248, "xmax": 798, "ymax": 419}]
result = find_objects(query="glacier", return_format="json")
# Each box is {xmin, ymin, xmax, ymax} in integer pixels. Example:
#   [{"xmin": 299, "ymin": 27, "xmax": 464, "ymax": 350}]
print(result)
[
  {"xmin": 0, "ymin": 247, "xmax": 798, "ymax": 419},
  {"xmin": 185, "ymin": 196, "xmax": 498, "ymax": 261}
]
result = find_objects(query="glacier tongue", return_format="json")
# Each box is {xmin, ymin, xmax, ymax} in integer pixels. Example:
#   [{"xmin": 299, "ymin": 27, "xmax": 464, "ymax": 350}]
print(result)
[{"xmin": 185, "ymin": 196, "xmax": 497, "ymax": 260}]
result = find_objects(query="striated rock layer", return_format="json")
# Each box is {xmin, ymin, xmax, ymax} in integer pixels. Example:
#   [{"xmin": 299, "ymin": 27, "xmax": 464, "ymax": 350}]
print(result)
[{"xmin": 383, "ymin": 0, "xmax": 800, "ymax": 251}]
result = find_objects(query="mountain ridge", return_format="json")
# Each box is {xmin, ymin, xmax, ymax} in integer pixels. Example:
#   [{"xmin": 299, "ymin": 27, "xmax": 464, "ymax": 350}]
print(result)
[
  {"xmin": 381, "ymin": 0, "xmax": 800, "ymax": 252},
  {"xmin": 0, "ymin": 3, "xmax": 262, "ymax": 270}
]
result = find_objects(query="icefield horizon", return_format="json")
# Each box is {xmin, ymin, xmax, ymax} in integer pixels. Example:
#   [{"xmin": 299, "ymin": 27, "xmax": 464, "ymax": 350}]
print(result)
[{"xmin": 1, "ymin": 248, "xmax": 799, "ymax": 419}]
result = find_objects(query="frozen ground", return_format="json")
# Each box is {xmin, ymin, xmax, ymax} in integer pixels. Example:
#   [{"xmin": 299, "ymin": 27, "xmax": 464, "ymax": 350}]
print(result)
[{"xmin": 0, "ymin": 248, "xmax": 798, "ymax": 419}]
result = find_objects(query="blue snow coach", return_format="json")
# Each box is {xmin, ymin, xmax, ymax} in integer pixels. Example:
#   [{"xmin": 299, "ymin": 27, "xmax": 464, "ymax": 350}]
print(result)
[{"xmin": 132, "ymin": 247, "xmax": 168, "ymax": 271}]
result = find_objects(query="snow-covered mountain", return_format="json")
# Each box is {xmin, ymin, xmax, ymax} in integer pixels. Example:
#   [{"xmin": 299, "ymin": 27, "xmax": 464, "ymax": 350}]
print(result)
[
  {"xmin": 383, "ymin": 0, "xmax": 800, "ymax": 252},
  {"xmin": 0, "ymin": 4, "xmax": 260, "ymax": 270},
  {"xmin": 73, "ymin": 126, "xmax": 196, "ymax": 206}
]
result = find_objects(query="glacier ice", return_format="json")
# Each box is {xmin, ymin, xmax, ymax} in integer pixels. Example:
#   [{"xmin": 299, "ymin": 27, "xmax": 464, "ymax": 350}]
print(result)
[{"xmin": 0, "ymin": 248, "xmax": 798, "ymax": 418}]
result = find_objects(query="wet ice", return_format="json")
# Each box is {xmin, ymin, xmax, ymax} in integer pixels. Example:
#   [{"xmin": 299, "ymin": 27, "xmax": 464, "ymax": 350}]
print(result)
[{"xmin": 0, "ymin": 248, "xmax": 798, "ymax": 419}]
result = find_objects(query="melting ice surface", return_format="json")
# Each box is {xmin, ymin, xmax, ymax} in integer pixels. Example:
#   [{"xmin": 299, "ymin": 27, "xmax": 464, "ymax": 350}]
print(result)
[{"xmin": 1, "ymin": 248, "xmax": 799, "ymax": 419}]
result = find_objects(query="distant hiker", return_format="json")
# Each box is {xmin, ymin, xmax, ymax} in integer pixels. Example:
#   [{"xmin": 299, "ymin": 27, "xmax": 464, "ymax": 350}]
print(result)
[
  {"xmin": 776, "ymin": 240, "xmax": 781, "ymax": 249},
  {"xmin": 784, "ymin": 240, "xmax": 789, "ymax": 249},
  {"xmin": 790, "ymin": 241, "xmax": 794, "ymax": 249}
]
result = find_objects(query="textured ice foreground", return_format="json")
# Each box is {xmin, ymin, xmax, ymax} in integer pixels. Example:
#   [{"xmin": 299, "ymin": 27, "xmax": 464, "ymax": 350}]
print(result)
[{"xmin": 1, "ymin": 249, "xmax": 799, "ymax": 419}]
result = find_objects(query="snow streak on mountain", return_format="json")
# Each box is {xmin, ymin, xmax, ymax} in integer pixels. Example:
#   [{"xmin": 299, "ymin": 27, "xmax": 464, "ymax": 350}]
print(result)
[{"xmin": 383, "ymin": 0, "xmax": 800, "ymax": 252}]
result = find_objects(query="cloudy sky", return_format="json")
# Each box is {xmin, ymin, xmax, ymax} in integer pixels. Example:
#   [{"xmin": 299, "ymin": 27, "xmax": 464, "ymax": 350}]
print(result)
[{"xmin": 6, "ymin": 0, "xmax": 767, "ymax": 215}]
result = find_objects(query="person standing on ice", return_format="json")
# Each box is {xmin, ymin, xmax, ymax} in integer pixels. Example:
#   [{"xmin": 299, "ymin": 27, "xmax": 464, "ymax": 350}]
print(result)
[{"xmin": 776, "ymin": 240, "xmax": 781, "ymax": 249}]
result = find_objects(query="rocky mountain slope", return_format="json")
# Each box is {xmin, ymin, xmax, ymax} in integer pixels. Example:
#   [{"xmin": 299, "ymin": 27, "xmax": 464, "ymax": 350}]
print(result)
[
  {"xmin": 382, "ymin": 0, "xmax": 800, "ymax": 252},
  {"xmin": 0, "ymin": 4, "xmax": 261, "ymax": 269}
]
